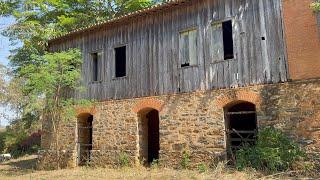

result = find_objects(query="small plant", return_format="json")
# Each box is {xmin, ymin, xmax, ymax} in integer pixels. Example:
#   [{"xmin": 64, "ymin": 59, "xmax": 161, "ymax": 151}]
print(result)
[
  {"xmin": 119, "ymin": 151, "xmax": 129, "ymax": 167},
  {"xmin": 139, "ymin": 157, "xmax": 146, "ymax": 166},
  {"xmin": 236, "ymin": 127, "xmax": 306, "ymax": 172},
  {"xmin": 180, "ymin": 151, "xmax": 191, "ymax": 169},
  {"xmin": 151, "ymin": 159, "xmax": 159, "ymax": 169},
  {"xmin": 197, "ymin": 163, "xmax": 207, "ymax": 173}
]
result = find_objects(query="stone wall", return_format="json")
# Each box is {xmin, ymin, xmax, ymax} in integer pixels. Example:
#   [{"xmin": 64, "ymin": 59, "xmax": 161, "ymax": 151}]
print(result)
[{"xmin": 39, "ymin": 79, "xmax": 320, "ymax": 169}]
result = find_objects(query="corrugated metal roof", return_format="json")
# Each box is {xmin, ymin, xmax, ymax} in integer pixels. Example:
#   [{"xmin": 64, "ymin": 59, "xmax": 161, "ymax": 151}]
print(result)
[{"xmin": 49, "ymin": 0, "xmax": 189, "ymax": 43}]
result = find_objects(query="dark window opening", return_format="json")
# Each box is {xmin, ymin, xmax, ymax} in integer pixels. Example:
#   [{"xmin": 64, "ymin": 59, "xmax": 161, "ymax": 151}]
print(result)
[
  {"xmin": 261, "ymin": 37, "xmax": 266, "ymax": 40},
  {"xmin": 225, "ymin": 102, "xmax": 257, "ymax": 162},
  {"xmin": 92, "ymin": 53, "xmax": 98, "ymax": 81},
  {"xmin": 222, "ymin": 20, "xmax": 234, "ymax": 60},
  {"xmin": 181, "ymin": 63, "xmax": 190, "ymax": 67},
  {"xmin": 115, "ymin": 46, "xmax": 126, "ymax": 78},
  {"xmin": 77, "ymin": 114, "xmax": 93, "ymax": 166}
]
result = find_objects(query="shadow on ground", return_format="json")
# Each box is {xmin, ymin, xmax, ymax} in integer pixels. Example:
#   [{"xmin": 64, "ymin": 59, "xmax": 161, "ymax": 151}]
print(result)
[{"xmin": 0, "ymin": 155, "xmax": 37, "ymax": 176}]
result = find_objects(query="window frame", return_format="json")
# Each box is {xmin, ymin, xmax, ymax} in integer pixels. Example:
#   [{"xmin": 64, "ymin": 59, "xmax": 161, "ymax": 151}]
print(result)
[
  {"xmin": 209, "ymin": 18, "xmax": 236, "ymax": 64},
  {"xmin": 90, "ymin": 50, "xmax": 103, "ymax": 83},
  {"xmin": 178, "ymin": 27, "xmax": 199, "ymax": 68}
]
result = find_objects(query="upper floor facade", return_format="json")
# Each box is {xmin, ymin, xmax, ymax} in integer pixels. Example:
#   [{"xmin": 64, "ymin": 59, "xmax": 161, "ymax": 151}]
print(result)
[{"xmin": 49, "ymin": 0, "xmax": 320, "ymax": 101}]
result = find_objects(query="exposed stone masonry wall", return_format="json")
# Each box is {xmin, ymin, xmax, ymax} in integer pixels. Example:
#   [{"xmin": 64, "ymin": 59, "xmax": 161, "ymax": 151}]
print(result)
[{"xmin": 39, "ymin": 79, "xmax": 320, "ymax": 169}]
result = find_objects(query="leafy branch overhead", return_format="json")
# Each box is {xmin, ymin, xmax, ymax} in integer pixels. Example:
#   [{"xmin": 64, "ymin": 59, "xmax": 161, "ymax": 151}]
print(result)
[{"xmin": 311, "ymin": 1, "xmax": 320, "ymax": 12}]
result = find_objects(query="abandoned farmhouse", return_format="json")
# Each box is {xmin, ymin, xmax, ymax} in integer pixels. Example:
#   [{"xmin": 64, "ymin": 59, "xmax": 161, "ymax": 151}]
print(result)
[{"xmin": 40, "ymin": 0, "xmax": 320, "ymax": 168}]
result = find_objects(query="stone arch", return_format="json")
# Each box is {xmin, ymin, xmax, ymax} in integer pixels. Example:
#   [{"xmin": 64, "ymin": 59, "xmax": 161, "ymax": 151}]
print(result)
[
  {"xmin": 223, "ymin": 101, "xmax": 258, "ymax": 161},
  {"xmin": 137, "ymin": 107, "xmax": 160, "ymax": 166},
  {"xmin": 132, "ymin": 98, "xmax": 164, "ymax": 113},
  {"xmin": 77, "ymin": 113, "xmax": 94, "ymax": 166},
  {"xmin": 216, "ymin": 91, "xmax": 261, "ymax": 109},
  {"xmin": 76, "ymin": 106, "xmax": 97, "ymax": 117}
]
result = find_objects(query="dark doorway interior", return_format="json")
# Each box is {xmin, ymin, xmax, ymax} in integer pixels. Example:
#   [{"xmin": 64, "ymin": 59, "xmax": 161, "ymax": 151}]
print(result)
[
  {"xmin": 78, "ymin": 114, "xmax": 93, "ymax": 166},
  {"xmin": 225, "ymin": 102, "xmax": 257, "ymax": 160},
  {"xmin": 146, "ymin": 110, "xmax": 160, "ymax": 163}
]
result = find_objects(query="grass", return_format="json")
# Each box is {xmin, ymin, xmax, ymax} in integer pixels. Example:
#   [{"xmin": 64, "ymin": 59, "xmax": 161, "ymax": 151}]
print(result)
[
  {"xmin": 0, "ymin": 155, "xmax": 258, "ymax": 180},
  {"xmin": 0, "ymin": 155, "xmax": 316, "ymax": 180}
]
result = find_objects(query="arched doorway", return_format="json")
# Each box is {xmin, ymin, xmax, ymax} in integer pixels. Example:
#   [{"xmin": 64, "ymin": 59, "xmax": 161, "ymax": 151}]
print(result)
[
  {"xmin": 77, "ymin": 113, "xmax": 93, "ymax": 166},
  {"xmin": 224, "ymin": 101, "xmax": 257, "ymax": 160},
  {"xmin": 138, "ymin": 108, "xmax": 160, "ymax": 165}
]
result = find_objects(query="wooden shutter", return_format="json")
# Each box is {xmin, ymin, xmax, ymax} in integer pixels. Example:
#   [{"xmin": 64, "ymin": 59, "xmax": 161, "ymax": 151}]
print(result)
[
  {"xmin": 188, "ymin": 30, "xmax": 198, "ymax": 65},
  {"xmin": 179, "ymin": 29, "xmax": 198, "ymax": 66},
  {"xmin": 210, "ymin": 23, "xmax": 224, "ymax": 62},
  {"xmin": 97, "ymin": 52, "xmax": 103, "ymax": 81}
]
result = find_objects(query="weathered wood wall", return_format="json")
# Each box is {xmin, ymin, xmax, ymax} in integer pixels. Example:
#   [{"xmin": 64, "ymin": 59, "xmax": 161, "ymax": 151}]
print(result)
[{"xmin": 49, "ymin": 0, "xmax": 288, "ymax": 100}]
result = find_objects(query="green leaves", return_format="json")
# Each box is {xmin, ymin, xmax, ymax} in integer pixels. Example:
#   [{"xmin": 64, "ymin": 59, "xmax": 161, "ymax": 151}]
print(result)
[
  {"xmin": 21, "ymin": 49, "xmax": 82, "ymax": 97},
  {"xmin": 311, "ymin": 1, "xmax": 320, "ymax": 12},
  {"xmin": 236, "ymin": 128, "xmax": 306, "ymax": 172}
]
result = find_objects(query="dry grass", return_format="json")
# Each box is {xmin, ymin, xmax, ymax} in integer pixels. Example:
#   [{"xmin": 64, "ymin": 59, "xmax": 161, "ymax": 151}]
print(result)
[
  {"xmin": 3, "ymin": 155, "xmax": 314, "ymax": 180},
  {"xmin": 0, "ymin": 155, "xmax": 261, "ymax": 180}
]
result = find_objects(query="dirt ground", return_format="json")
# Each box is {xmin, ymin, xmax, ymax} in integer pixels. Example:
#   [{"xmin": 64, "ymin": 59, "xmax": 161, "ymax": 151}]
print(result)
[{"xmin": 0, "ymin": 155, "xmax": 311, "ymax": 180}]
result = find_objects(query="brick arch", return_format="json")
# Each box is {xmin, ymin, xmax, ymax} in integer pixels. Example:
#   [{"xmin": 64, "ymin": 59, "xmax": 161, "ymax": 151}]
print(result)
[
  {"xmin": 216, "ymin": 91, "xmax": 261, "ymax": 109},
  {"xmin": 132, "ymin": 98, "xmax": 164, "ymax": 113},
  {"xmin": 76, "ymin": 106, "xmax": 97, "ymax": 117}
]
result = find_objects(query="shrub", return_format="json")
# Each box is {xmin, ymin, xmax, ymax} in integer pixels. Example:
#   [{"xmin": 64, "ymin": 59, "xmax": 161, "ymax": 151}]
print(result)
[
  {"xmin": 119, "ymin": 152, "xmax": 129, "ymax": 167},
  {"xmin": 197, "ymin": 163, "xmax": 207, "ymax": 173},
  {"xmin": 236, "ymin": 128, "xmax": 306, "ymax": 172},
  {"xmin": 180, "ymin": 151, "xmax": 191, "ymax": 169},
  {"xmin": 151, "ymin": 159, "xmax": 159, "ymax": 169}
]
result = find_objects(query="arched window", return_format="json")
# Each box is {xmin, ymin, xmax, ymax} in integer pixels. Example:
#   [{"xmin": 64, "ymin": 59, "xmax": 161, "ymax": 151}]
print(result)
[
  {"xmin": 137, "ymin": 108, "xmax": 160, "ymax": 166},
  {"xmin": 224, "ymin": 101, "xmax": 257, "ymax": 160},
  {"xmin": 77, "ymin": 113, "xmax": 93, "ymax": 166}
]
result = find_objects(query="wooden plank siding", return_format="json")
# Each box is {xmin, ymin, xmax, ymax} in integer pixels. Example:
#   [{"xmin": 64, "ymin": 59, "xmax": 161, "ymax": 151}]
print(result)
[{"xmin": 49, "ymin": 0, "xmax": 288, "ymax": 101}]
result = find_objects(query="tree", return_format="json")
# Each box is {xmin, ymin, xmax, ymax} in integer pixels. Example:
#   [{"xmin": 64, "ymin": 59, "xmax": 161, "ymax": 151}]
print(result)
[{"xmin": 19, "ymin": 49, "xmax": 88, "ymax": 168}]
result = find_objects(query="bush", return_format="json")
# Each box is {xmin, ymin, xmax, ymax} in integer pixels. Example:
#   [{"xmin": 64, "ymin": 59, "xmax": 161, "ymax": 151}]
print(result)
[
  {"xmin": 151, "ymin": 159, "xmax": 159, "ymax": 169},
  {"xmin": 180, "ymin": 151, "xmax": 191, "ymax": 169},
  {"xmin": 197, "ymin": 163, "xmax": 207, "ymax": 173},
  {"xmin": 119, "ymin": 152, "xmax": 129, "ymax": 167},
  {"xmin": 236, "ymin": 128, "xmax": 306, "ymax": 172}
]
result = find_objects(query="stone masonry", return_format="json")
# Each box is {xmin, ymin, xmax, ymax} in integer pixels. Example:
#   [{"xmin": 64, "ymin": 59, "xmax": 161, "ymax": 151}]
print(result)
[{"xmin": 38, "ymin": 79, "xmax": 320, "ymax": 169}]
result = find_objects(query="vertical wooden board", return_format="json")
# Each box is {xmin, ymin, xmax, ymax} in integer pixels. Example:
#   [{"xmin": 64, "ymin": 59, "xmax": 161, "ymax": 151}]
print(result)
[
  {"xmin": 172, "ymin": 8, "xmax": 180, "ymax": 94},
  {"xmin": 208, "ymin": 63, "xmax": 218, "ymax": 89},
  {"xmin": 263, "ymin": 0, "xmax": 279, "ymax": 83},
  {"xmin": 278, "ymin": 0, "xmax": 289, "ymax": 82},
  {"xmin": 217, "ymin": 62, "xmax": 225, "ymax": 88},
  {"xmin": 229, "ymin": 59, "xmax": 238, "ymax": 88},
  {"xmin": 247, "ymin": 1, "xmax": 257, "ymax": 85},
  {"xmin": 225, "ymin": 0, "xmax": 231, "ymax": 18},
  {"xmin": 198, "ymin": 1, "xmax": 207, "ymax": 91},
  {"xmin": 223, "ymin": 61, "xmax": 230, "ymax": 88}
]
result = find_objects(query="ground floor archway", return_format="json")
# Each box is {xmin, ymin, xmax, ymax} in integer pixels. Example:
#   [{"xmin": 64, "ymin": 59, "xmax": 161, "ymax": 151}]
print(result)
[
  {"xmin": 77, "ymin": 113, "xmax": 93, "ymax": 166},
  {"xmin": 224, "ymin": 101, "xmax": 257, "ymax": 161},
  {"xmin": 138, "ymin": 108, "xmax": 160, "ymax": 165}
]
